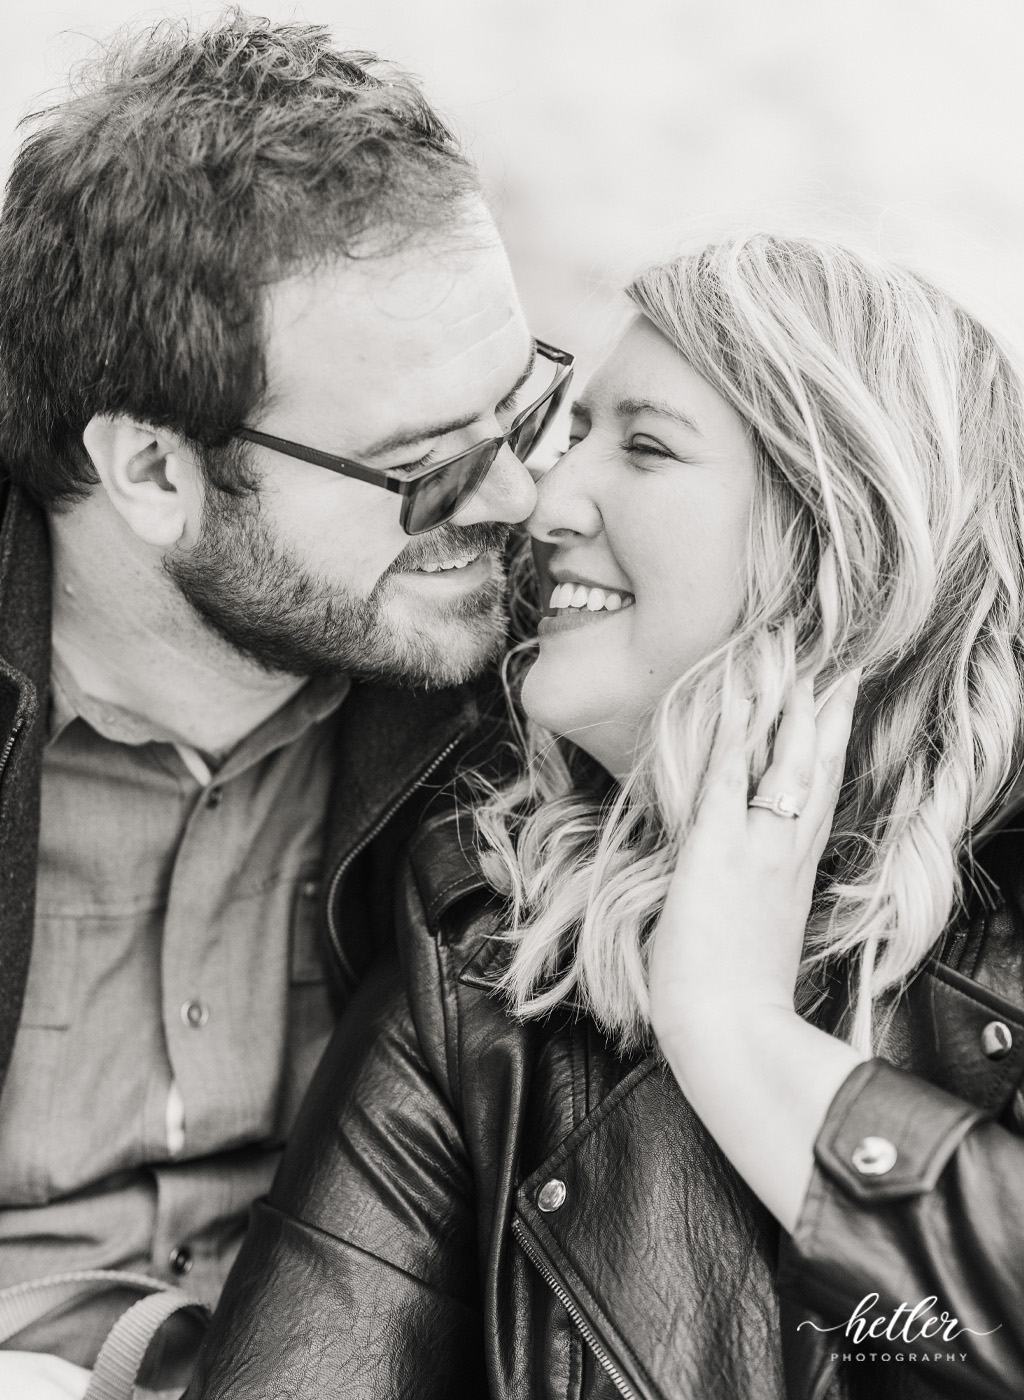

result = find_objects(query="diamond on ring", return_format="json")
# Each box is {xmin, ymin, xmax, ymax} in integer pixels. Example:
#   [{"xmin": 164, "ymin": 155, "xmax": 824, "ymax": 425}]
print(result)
[{"xmin": 748, "ymin": 793, "xmax": 802, "ymax": 819}]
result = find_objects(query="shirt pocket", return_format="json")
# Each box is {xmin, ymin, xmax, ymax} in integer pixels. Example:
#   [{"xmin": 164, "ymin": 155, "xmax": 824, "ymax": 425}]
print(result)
[
  {"xmin": 0, "ymin": 917, "xmax": 81, "ymax": 1201},
  {"xmin": 17, "ymin": 915, "xmax": 80, "ymax": 1029}
]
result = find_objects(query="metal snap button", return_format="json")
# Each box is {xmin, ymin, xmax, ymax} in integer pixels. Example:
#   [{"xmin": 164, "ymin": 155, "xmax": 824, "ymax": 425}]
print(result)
[
  {"xmin": 168, "ymin": 1245, "xmax": 193, "ymax": 1276},
  {"xmin": 537, "ymin": 1179, "xmax": 567, "ymax": 1213},
  {"xmin": 301, "ymin": 880, "xmax": 319, "ymax": 900},
  {"xmin": 980, "ymin": 1020, "xmax": 1013, "ymax": 1060},
  {"xmin": 205, "ymin": 788, "xmax": 222, "ymax": 809},
  {"xmin": 851, "ymin": 1136, "xmax": 898, "ymax": 1176},
  {"xmin": 180, "ymin": 1000, "xmax": 209, "ymax": 1029}
]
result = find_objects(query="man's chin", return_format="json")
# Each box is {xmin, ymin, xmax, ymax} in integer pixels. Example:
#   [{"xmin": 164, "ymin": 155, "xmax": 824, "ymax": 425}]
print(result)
[{"xmin": 368, "ymin": 594, "xmax": 508, "ymax": 689}]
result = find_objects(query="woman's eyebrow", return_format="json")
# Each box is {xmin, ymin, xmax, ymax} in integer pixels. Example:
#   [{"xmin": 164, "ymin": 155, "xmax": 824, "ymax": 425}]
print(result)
[{"xmin": 616, "ymin": 397, "xmax": 702, "ymax": 435}]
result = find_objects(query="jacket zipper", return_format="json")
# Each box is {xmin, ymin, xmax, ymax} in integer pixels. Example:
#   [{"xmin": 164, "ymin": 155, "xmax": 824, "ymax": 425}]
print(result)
[
  {"xmin": 511, "ymin": 1217, "xmax": 639, "ymax": 1400},
  {"xmin": 325, "ymin": 734, "xmax": 467, "ymax": 988},
  {"xmin": 0, "ymin": 715, "xmax": 23, "ymax": 789}
]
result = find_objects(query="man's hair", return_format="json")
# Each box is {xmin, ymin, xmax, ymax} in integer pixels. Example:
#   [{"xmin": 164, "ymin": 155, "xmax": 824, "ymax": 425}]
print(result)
[{"xmin": 0, "ymin": 9, "xmax": 481, "ymax": 504}]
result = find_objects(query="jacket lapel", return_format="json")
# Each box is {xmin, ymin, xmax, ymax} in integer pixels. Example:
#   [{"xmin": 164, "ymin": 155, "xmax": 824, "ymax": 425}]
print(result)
[{"xmin": 514, "ymin": 1057, "xmax": 786, "ymax": 1400}]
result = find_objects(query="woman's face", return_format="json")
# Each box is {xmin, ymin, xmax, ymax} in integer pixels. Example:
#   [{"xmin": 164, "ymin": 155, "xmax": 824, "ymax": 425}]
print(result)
[{"xmin": 523, "ymin": 315, "xmax": 759, "ymax": 777}]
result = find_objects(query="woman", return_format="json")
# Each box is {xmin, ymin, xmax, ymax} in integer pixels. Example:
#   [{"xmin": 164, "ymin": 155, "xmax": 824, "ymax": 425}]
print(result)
[{"xmin": 187, "ymin": 235, "xmax": 1024, "ymax": 1400}]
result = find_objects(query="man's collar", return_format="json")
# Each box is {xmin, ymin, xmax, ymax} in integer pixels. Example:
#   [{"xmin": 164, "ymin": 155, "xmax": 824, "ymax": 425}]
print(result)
[{"xmin": 48, "ymin": 639, "xmax": 351, "ymax": 772}]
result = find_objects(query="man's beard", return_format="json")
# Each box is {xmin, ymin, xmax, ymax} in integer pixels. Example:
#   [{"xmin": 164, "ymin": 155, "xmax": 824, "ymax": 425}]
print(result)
[{"xmin": 165, "ymin": 485, "xmax": 511, "ymax": 687}]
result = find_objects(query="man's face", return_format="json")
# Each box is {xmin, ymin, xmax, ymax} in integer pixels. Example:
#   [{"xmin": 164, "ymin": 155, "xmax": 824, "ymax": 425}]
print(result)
[{"xmin": 169, "ymin": 218, "xmax": 537, "ymax": 686}]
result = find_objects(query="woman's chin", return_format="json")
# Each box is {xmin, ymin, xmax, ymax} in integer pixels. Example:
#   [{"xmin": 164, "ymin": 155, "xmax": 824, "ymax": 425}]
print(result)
[{"xmin": 520, "ymin": 661, "xmax": 634, "ymax": 779}]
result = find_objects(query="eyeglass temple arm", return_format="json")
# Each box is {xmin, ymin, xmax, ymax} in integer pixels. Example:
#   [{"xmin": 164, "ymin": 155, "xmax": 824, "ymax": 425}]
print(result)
[{"xmin": 234, "ymin": 428, "xmax": 409, "ymax": 493}]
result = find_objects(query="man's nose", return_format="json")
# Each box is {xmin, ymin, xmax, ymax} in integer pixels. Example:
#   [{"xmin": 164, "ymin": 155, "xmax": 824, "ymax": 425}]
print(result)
[{"xmin": 454, "ymin": 443, "xmax": 537, "ymax": 527}]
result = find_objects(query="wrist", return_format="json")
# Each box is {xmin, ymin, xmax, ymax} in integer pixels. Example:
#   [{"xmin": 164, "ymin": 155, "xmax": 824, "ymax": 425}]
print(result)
[{"xmin": 651, "ymin": 991, "xmax": 797, "ymax": 1059}]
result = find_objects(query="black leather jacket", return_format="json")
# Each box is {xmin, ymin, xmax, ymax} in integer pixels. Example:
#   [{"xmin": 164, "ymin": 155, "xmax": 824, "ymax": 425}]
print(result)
[
  {"xmin": 189, "ymin": 808, "xmax": 1024, "ymax": 1400},
  {"xmin": 188, "ymin": 811, "xmax": 787, "ymax": 1400}
]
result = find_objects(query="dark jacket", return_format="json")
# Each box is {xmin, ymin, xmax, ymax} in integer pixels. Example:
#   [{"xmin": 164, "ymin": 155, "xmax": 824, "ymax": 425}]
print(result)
[
  {"xmin": 188, "ymin": 810, "xmax": 1024, "ymax": 1400},
  {"xmin": 0, "ymin": 480, "xmax": 497, "ymax": 1097},
  {"xmin": 187, "ymin": 810, "xmax": 788, "ymax": 1400}
]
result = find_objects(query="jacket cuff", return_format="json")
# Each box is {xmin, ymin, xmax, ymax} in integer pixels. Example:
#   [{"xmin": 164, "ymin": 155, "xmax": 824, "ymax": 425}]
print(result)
[{"xmin": 811, "ymin": 1059, "xmax": 988, "ymax": 1203}]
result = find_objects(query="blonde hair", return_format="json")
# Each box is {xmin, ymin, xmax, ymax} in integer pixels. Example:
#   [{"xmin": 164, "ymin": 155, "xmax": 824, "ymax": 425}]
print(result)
[{"xmin": 476, "ymin": 233, "xmax": 1024, "ymax": 1055}]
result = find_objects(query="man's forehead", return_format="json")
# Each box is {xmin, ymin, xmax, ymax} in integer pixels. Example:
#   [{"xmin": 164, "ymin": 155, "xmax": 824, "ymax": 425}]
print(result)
[
  {"xmin": 266, "ymin": 232, "xmax": 518, "ymax": 353},
  {"xmin": 260, "ymin": 234, "xmax": 529, "ymax": 446}
]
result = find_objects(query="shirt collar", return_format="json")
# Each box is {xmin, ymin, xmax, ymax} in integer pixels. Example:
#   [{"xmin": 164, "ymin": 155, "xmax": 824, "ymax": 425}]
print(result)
[{"xmin": 48, "ymin": 647, "xmax": 350, "ymax": 775}]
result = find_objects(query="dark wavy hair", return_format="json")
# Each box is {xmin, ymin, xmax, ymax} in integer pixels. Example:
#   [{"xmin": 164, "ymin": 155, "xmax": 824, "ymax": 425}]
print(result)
[{"xmin": 0, "ymin": 8, "xmax": 480, "ymax": 504}]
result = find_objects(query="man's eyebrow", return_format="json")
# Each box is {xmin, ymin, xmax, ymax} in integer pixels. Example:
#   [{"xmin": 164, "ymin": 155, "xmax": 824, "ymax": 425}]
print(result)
[
  {"xmin": 615, "ymin": 397, "xmax": 703, "ymax": 435},
  {"xmin": 495, "ymin": 342, "xmax": 537, "ymax": 413},
  {"xmin": 361, "ymin": 343, "xmax": 538, "ymax": 461}
]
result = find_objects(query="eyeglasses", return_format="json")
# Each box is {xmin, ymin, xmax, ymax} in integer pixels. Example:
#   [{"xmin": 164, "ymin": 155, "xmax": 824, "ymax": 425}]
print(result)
[{"xmin": 234, "ymin": 339, "xmax": 574, "ymax": 535}]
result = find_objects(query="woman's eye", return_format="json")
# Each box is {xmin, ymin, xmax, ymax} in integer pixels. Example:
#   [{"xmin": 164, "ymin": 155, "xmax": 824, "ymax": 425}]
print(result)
[{"xmin": 626, "ymin": 437, "xmax": 675, "ymax": 460}]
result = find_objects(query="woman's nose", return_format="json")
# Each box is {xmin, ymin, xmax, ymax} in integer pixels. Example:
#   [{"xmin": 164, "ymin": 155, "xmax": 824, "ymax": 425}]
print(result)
[{"xmin": 527, "ymin": 444, "xmax": 603, "ymax": 542}]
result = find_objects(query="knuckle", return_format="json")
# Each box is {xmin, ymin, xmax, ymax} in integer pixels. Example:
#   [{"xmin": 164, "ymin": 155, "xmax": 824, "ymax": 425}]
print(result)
[
  {"xmin": 715, "ymin": 766, "xmax": 748, "ymax": 796},
  {"xmin": 822, "ymin": 753, "xmax": 846, "ymax": 791}
]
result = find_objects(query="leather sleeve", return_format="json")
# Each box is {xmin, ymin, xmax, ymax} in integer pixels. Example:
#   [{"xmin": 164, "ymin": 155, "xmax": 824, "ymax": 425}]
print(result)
[
  {"xmin": 185, "ymin": 958, "xmax": 487, "ymax": 1400},
  {"xmin": 781, "ymin": 1058, "xmax": 1024, "ymax": 1399}
]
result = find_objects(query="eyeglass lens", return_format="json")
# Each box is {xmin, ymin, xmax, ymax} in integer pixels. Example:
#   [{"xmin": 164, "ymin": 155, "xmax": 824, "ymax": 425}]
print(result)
[
  {"xmin": 404, "ymin": 365, "xmax": 570, "ymax": 534},
  {"xmin": 402, "ymin": 440, "xmax": 501, "ymax": 535}
]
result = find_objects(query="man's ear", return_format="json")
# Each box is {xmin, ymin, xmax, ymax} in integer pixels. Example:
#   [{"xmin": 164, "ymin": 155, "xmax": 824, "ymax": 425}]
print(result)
[{"xmin": 82, "ymin": 415, "xmax": 202, "ymax": 548}]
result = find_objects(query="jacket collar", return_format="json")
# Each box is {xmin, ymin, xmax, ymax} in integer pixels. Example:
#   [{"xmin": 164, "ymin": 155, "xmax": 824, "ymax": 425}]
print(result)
[
  {"xmin": 0, "ymin": 483, "xmax": 52, "ymax": 1090},
  {"xmin": 0, "ymin": 481, "xmax": 51, "ymax": 729}
]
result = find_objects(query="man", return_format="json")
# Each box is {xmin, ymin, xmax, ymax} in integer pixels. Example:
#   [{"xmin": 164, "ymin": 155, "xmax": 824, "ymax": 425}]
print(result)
[{"xmin": 0, "ymin": 13, "xmax": 570, "ymax": 1396}]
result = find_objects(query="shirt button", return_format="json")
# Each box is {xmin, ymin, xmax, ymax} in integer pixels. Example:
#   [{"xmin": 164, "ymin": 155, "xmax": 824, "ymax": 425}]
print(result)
[
  {"xmin": 180, "ymin": 1000, "xmax": 209, "ymax": 1029},
  {"xmin": 205, "ymin": 788, "xmax": 222, "ymax": 809},
  {"xmin": 851, "ymin": 1136, "xmax": 898, "ymax": 1176},
  {"xmin": 537, "ymin": 1179, "xmax": 567, "ymax": 1213},
  {"xmin": 168, "ymin": 1245, "xmax": 193, "ymax": 1276},
  {"xmin": 980, "ymin": 1020, "xmax": 1013, "ymax": 1060}
]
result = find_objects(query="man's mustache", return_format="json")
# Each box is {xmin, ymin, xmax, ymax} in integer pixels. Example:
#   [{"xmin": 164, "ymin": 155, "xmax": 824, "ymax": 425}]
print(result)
[{"xmin": 383, "ymin": 522, "xmax": 513, "ymax": 578}]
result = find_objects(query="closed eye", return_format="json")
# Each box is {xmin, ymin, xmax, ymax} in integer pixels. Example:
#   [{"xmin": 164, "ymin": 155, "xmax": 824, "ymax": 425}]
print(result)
[
  {"xmin": 626, "ymin": 435, "xmax": 676, "ymax": 461},
  {"xmin": 385, "ymin": 447, "xmax": 441, "ymax": 478}
]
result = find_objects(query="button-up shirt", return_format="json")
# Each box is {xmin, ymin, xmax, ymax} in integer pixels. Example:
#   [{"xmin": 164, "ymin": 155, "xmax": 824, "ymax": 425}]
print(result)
[{"xmin": 0, "ymin": 657, "xmax": 348, "ymax": 1369}]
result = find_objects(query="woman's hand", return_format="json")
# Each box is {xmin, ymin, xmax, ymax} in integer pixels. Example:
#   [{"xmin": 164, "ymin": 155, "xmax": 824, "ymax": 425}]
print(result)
[{"xmin": 649, "ymin": 671, "xmax": 867, "ymax": 1232}]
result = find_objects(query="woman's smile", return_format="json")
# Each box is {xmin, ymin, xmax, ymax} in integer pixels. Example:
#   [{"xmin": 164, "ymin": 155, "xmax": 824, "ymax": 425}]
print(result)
[
  {"xmin": 539, "ymin": 574, "xmax": 636, "ymax": 634},
  {"xmin": 522, "ymin": 314, "xmax": 757, "ymax": 777}
]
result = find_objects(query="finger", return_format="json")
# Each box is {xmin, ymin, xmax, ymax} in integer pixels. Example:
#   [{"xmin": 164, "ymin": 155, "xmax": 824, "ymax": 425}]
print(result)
[
  {"xmin": 749, "ymin": 675, "xmax": 816, "ymax": 823},
  {"xmin": 696, "ymin": 695, "xmax": 751, "ymax": 832},
  {"xmin": 802, "ymin": 669, "xmax": 861, "ymax": 841}
]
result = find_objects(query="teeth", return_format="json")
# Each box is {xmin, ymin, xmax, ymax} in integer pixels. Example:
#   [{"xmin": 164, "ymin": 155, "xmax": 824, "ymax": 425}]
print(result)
[
  {"xmin": 419, "ymin": 553, "xmax": 480, "ymax": 574},
  {"xmin": 547, "ymin": 583, "xmax": 634, "ymax": 613}
]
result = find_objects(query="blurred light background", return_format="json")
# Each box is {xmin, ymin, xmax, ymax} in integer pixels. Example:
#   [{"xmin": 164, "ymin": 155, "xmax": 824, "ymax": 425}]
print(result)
[{"xmin": 2, "ymin": 0, "xmax": 1023, "ymax": 382}]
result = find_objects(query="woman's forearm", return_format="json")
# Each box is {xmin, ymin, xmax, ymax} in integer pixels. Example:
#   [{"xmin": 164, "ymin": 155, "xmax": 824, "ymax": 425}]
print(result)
[{"xmin": 657, "ymin": 1002, "xmax": 865, "ymax": 1232}]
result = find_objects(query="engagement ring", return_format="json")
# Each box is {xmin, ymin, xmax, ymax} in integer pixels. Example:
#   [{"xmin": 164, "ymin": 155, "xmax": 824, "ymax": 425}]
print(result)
[{"xmin": 747, "ymin": 793, "xmax": 802, "ymax": 819}]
